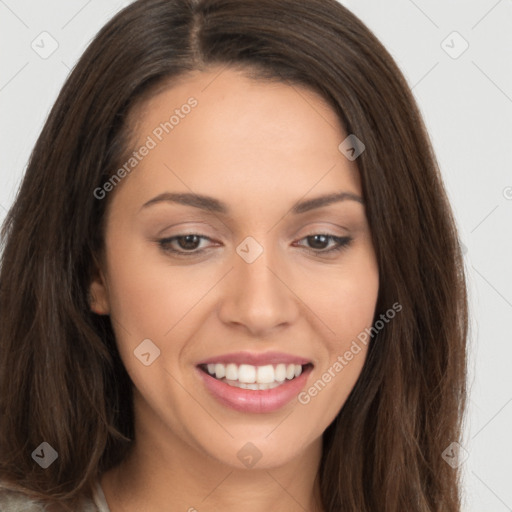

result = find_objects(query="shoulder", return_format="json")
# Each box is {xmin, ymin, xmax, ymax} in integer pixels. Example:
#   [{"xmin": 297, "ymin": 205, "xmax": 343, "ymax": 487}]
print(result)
[{"xmin": 0, "ymin": 485, "xmax": 99, "ymax": 512}]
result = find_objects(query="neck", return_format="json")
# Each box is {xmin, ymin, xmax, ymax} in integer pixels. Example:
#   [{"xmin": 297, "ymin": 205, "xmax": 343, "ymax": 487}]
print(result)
[{"xmin": 101, "ymin": 396, "xmax": 324, "ymax": 512}]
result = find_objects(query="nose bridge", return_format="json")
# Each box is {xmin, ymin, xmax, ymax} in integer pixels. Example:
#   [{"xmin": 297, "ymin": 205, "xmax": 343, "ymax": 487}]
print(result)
[{"xmin": 218, "ymin": 235, "xmax": 298, "ymax": 333}]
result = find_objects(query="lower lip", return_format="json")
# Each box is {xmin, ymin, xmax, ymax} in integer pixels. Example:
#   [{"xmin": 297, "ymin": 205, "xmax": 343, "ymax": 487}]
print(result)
[{"xmin": 197, "ymin": 366, "xmax": 313, "ymax": 413}]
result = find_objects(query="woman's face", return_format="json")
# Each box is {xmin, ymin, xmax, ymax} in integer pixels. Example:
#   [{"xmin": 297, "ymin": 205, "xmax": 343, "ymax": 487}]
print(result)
[{"xmin": 91, "ymin": 67, "xmax": 379, "ymax": 470}]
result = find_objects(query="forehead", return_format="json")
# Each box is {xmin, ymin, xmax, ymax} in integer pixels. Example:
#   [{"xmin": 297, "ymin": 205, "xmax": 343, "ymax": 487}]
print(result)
[{"xmin": 112, "ymin": 67, "xmax": 361, "ymax": 210}]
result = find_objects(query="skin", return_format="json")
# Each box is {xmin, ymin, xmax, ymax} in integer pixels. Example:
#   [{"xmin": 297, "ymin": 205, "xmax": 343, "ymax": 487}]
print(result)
[{"xmin": 90, "ymin": 66, "xmax": 379, "ymax": 512}]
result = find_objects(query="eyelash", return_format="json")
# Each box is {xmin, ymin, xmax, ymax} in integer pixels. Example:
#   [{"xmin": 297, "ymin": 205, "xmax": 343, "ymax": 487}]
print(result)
[{"xmin": 157, "ymin": 233, "xmax": 353, "ymax": 257}]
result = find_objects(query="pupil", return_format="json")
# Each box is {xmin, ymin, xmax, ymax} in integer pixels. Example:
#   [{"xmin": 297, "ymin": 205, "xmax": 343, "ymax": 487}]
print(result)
[
  {"xmin": 179, "ymin": 235, "xmax": 199, "ymax": 250},
  {"xmin": 308, "ymin": 234, "xmax": 328, "ymax": 249}
]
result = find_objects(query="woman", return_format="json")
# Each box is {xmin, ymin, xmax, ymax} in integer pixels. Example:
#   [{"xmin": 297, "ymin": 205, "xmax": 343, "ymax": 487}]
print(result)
[{"xmin": 0, "ymin": 0, "xmax": 468, "ymax": 510}]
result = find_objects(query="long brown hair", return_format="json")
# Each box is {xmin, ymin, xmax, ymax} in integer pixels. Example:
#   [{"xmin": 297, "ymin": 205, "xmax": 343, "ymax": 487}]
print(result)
[{"xmin": 0, "ymin": 0, "xmax": 468, "ymax": 510}]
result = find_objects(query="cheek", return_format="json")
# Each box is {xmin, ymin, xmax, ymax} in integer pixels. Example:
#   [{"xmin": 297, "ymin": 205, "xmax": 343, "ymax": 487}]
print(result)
[
  {"xmin": 296, "ymin": 248, "xmax": 379, "ymax": 340},
  {"xmin": 296, "ymin": 351, "xmax": 367, "ymax": 439},
  {"xmin": 298, "ymin": 251, "xmax": 378, "ymax": 416},
  {"xmin": 104, "ymin": 239, "xmax": 213, "ymax": 340},
  {"xmin": 297, "ymin": 280, "xmax": 377, "ymax": 429}
]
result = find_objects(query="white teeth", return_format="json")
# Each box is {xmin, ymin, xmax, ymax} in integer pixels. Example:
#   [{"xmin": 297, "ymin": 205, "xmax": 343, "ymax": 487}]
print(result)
[
  {"xmin": 225, "ymin": 363, "xmax": 238, "ymax": 381},
  {"xmin": 238, "ymin": 364, "xmax": 256, "ymax": 383},
  {"xmin": 204, "ymin": 362, "xmax": 304, "ymax": 386},
  {"xmin": 256, "ymin": 365, "xmax": 275, "ymax": 383},
  {"xmin": 275, "ymin": 363, "xmax": 286, "ymax": 382},
  {"xmin": 214, "ymin": 363, "xmax": 225, "ymax": 379}
]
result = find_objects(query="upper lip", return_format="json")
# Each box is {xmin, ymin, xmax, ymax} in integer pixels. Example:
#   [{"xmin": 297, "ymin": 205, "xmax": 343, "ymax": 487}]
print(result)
[{"xmin": 197, "ymin": 351, "xmax": 312, "ymax": 366}]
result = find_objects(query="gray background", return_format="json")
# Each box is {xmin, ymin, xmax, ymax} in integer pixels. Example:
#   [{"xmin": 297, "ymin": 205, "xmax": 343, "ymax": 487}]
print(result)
[{"xmin": 1, "ymin": 1, "xmax": 511, "ymax": 510}]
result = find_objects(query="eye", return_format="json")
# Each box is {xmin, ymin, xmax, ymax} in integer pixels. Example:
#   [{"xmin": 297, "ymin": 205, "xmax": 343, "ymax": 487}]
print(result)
[
  {"xmin": 294, "ymin": 234, "xmax": 353, "ymax": 255},
  {"xmin": 158, "ymin": 234, "xmax": 213, "ymax": 255}
]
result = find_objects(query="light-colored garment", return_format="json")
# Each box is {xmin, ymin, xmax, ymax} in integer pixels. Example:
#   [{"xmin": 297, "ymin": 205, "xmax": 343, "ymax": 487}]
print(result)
[
  {"xmin": 92, "ymin": 481, "xmax": 111, "ymax": 512},
  {"xmin": 0, "ymin": 480, "xmax": 111, "ymax": 511}
]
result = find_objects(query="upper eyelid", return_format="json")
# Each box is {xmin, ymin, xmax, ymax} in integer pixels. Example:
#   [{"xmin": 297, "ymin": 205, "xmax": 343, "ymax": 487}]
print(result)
[
  {"xmin": 156, "ymin": 220, "xmax": 352, "ymax": 238},
  {"xmin": 158, "ymin": 230, "xmax": 348, "ymax": 242}
]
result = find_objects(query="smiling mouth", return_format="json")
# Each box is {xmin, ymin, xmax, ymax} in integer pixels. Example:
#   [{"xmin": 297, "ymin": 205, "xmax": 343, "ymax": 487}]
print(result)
[{"xmin": 198, "ymin": 362, "xmax": 314, "ymax": 390}]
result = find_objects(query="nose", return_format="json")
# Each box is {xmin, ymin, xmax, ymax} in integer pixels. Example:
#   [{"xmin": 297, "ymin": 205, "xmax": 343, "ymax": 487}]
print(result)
[{"xmin": 217, "ymin": 243, "xmax": 300, "ymax": 337}]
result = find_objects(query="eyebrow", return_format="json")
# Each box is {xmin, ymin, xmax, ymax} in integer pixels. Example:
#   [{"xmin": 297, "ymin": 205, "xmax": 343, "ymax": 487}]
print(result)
[{"xmin": 140, "ymin": 191, "xmax": 364, "ymax": 215}]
